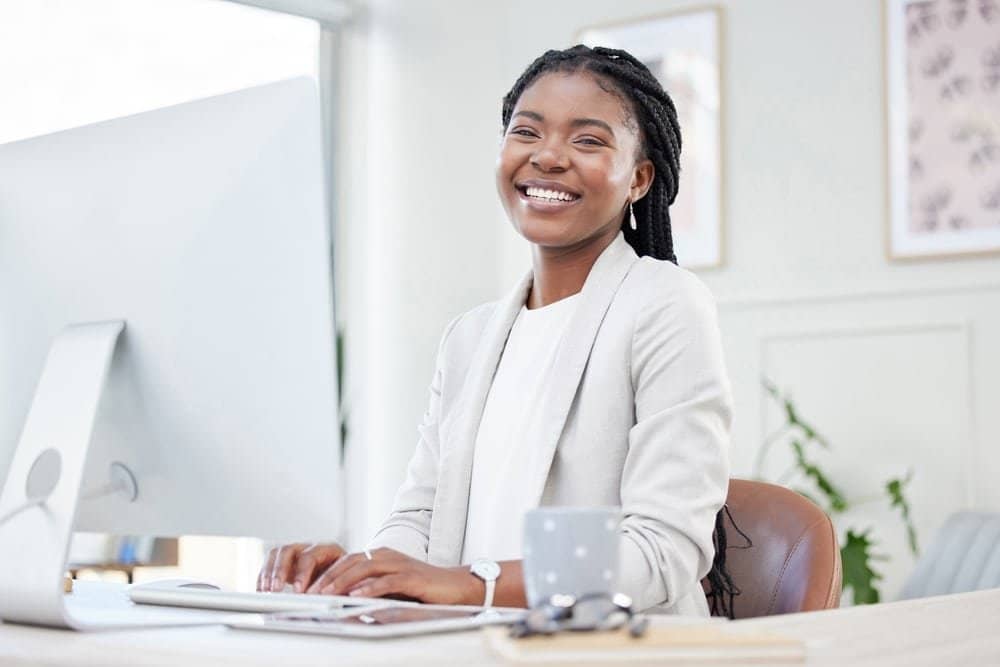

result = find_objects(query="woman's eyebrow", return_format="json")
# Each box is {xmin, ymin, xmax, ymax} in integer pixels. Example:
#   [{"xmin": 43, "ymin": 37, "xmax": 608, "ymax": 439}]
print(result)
[
  {"xmin": 512, "ymin": 110, "xmax": 544, "ymax": 122},
  {"xmin": 512, "ymin": 111, "xmax": 614, "ymax": 136},
  {"xmin": 569, "ymin": 118, "xmax": 614, "ymax": 135}
]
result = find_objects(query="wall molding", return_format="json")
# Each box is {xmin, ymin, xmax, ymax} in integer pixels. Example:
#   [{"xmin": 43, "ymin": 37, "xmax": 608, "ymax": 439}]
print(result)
[
  {"xmin": 716, "ymin": 281, "xmax": 1000, "ymax": 310},
  {"xmin": 756, "ymin": 320, "xmax": 978, "ymax": 508}
]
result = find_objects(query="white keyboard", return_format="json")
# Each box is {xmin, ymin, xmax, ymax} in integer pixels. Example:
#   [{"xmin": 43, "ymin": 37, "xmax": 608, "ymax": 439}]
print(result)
[{"xmin": 128, "ymin": 587, "xmax": 394, "ymax": 614}]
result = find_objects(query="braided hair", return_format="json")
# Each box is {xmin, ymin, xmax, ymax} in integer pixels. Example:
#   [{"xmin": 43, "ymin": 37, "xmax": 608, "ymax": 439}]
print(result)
[
  {"xmin": 503, "ymin": 45, "xmax": 744, "ymax": 619},
  {"xmin": 501, "ymin": 44, "xmax": 681, "ymax": 264}
]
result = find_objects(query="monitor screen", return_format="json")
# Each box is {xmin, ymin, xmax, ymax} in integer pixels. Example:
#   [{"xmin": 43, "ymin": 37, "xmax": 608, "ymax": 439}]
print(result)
[{"xmin": 0, "ymin": 79, "xmax": 342, "ymax": 544}]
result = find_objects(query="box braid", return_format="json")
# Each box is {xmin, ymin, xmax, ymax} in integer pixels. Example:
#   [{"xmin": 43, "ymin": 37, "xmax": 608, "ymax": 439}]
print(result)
[
  {"xmin": 501, "ymin": 44, "xmax": 681, "ymax": 264},
  {"xmin": 503, "ymin": 45, "xmax": 745, "ymax": 618}
]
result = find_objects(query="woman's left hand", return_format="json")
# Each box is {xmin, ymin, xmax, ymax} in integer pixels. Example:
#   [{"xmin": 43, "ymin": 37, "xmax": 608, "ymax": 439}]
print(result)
[{"xmin": 306, "ymin": 547, "xmax": 482, "ymax": 605}]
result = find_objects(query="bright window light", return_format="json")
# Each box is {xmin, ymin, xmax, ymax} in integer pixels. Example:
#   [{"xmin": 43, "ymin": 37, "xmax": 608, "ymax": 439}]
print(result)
[{"xmin": 0, "ymin": 0, "xmax": 319, "ymax": 145}]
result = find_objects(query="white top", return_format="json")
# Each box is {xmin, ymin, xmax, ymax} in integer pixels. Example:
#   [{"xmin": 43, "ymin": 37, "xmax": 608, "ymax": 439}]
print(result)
[{"xmin": 460, "ymin": 293, "xmax": 581, "ymax": 563}]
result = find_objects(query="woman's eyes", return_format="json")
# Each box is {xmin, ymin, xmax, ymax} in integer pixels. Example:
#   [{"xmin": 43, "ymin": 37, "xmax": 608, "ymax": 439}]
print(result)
[{"xmin": 507, "ymin": 128, "xmax": 607, "ymax": 147}]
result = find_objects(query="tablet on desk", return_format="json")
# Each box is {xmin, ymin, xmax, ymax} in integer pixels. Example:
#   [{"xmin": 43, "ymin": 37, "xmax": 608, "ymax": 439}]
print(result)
[{"xmin": 229, "ymin": 604, "xmax": 525, "ymax": 639}]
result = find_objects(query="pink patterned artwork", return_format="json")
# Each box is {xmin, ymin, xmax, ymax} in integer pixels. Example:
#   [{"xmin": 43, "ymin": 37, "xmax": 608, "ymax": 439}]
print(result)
[{"xmin": 888, "ymin": 0, "xmax": 1000, "ymax": 258}]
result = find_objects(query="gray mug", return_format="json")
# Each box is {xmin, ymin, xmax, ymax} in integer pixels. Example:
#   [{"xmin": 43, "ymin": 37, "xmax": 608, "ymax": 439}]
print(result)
[{"xmin": 522, "ymin": 506, "xmax": 622, "ymax": 608}]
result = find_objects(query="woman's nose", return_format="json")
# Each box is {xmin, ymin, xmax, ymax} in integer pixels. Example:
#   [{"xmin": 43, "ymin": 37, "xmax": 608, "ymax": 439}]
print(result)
[{"xmin": 530, "ymin": 143, "xmax": 569, "ymax": 172}]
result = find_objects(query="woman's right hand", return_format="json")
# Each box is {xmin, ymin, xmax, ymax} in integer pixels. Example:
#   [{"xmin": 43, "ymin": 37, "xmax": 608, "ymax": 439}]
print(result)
[{"xmin": 257, "ymin": 543, "xmax": 346, "ymax": 593}]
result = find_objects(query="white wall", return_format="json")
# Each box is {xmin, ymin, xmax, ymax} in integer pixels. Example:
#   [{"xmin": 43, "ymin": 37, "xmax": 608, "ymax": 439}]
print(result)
[
  {"xmin": 334, "ymin": 0, "xmax": 508, "ymax": 546},
  {"xmin": 338, "ymin": 0, "xmax": 1000, "ymax": 600}
]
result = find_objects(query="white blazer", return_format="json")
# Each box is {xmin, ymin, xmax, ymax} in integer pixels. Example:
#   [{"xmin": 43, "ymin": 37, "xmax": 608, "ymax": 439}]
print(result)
[{"xmin": 370, "ymin": 232, "xmax": 733, "ymax": 615}]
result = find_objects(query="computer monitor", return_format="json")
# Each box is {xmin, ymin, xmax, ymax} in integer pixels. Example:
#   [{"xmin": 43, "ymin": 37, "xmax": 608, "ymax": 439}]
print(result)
[{"xmin": 0, "ymin": 79, "xmax": 342, "ymax": 625}]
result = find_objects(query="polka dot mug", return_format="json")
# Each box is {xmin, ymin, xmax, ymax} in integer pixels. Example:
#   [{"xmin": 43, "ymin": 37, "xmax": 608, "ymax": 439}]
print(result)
[{"xmin": 522, "ymin": 507, "xmax": 621, "ymax": 608}]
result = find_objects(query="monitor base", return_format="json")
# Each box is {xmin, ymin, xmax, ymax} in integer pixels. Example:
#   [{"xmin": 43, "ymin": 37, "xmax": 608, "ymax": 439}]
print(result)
[{"xmin": 0, "ymin": 321, "xmax": 126, "ymax": 629}]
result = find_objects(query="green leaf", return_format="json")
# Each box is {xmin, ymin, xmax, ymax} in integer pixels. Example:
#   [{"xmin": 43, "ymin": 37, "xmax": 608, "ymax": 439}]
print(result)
[
  {"xmin": 801, "ymin": 421, "xmax": 831, "ymax": 449},
  {"xmin": 790, "ymin": 440, "xmax": 849, "ymax": 514},
  {"xmin": 886, "ymin": 472, "xmax": 919, "ymax": 556},
  {"xmin": 336, "ymin": 328, "xmax": 348, "ymax": 463},
  {"xmin": 783, "ymin": 398, "xmax": 799, "ymax": 429},
  {"xmin": 760, "ymin": 378, "xmax": 920, "ymax": 598},
  {"xmin": 761, "ymin": 379, "xmax": 830, "ymax": 448},
  {"xmin": 797, "ymin": 420, "xmax": 817, "ymax": 441},
  {"xmin": 762, "ymin": 378, "xmax": 779, "ymax": 398},
  {"xmin": 841, "ymin": 528, "xmax": 883, "ymax": 605}
]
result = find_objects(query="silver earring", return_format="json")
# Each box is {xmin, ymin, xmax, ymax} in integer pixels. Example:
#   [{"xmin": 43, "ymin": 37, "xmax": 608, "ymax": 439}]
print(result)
[{"xmin": 627, "ymin": 201, "xmax": 636, "ymax": 230}]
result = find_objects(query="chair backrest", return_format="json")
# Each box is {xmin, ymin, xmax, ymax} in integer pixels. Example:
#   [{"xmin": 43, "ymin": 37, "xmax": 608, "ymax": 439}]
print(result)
[
  {"xmin": 707, "ymin": 479, "xmax": 842, "ymax": 618},
  {"xmin": 898, "ymin": 511, "xmax": 1000, "ymax": 600}
]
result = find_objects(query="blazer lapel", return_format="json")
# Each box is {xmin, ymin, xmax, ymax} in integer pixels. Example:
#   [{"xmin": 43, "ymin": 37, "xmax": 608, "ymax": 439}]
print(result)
[
  {"xmin": 525, "ymin": 234, "xmax": 638, "ymax": 507},
  {"xmin": 428, "ymin": 271, "xmax": 532, "ymax": 566}
]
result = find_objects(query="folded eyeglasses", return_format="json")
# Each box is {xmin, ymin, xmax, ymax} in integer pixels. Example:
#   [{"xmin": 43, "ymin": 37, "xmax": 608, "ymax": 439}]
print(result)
[{"xmin": 510, "ymin": 592, "xmax": 649, "ymax": 638}]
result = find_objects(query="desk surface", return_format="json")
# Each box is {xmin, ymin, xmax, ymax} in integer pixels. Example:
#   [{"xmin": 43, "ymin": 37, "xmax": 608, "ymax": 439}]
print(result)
[{"xmin": 1, "ymin": 586, "xmax": 999, "ymax": 666}]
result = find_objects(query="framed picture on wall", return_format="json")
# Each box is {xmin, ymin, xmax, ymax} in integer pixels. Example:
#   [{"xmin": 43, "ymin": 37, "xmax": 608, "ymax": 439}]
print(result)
[
  {"xmin": 886, "ymin": 0, "xmax": 1000, "ymax": 260},
  {"xmin": 579, "ymin": 7, "xmax": 724, "ymax": 270}
]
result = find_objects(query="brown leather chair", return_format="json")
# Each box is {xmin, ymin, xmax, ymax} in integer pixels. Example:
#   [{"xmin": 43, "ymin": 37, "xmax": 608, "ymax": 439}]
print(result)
[{"xmin": 705, "ymin": 479, "xmax": 842, "ymax": 618}]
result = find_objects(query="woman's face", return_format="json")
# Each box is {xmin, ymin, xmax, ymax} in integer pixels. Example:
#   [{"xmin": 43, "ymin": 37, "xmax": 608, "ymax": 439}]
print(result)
[{"xmin": 496, "ymin": 71, "xmax": 654, "ymax": 251}]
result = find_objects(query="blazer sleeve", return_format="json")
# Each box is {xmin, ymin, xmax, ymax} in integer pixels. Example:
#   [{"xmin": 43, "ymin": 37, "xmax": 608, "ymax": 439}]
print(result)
[
  {"xmin": 619, "ymin": 270, "xmax": 732, "ymax": 611},
  {"xmin": 366, "ymin": 314, "xmax": 462, "ymax": 560}
]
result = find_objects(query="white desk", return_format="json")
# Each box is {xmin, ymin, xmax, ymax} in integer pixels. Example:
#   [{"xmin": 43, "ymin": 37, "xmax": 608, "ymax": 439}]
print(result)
[{"xmin": 2, "ymin": 585, "xmax": 999, "ymax": 666}]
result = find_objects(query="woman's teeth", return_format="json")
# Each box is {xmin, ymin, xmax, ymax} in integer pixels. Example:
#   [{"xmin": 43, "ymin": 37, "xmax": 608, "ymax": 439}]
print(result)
[{"xmin": 524, "ymin": 186, "xmax": 578, "ymax": 202}]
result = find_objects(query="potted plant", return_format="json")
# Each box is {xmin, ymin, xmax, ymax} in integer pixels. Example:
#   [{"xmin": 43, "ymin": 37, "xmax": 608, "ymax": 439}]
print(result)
[{"xmin": 754, "ymin": 380, "xmax": 919, "ymax": 604}]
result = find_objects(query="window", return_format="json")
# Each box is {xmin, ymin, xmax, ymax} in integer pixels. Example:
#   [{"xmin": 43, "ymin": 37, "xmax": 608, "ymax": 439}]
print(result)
[{"xmin": 0, "ymin": 0, "xmax": 319, "ymax": 144}]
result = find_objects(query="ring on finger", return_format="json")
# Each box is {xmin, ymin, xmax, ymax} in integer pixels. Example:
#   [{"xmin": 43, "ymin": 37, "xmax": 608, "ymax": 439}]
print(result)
[{"xmin": 364, "ymin": 549, "xmax": 373, "ymax": 561}]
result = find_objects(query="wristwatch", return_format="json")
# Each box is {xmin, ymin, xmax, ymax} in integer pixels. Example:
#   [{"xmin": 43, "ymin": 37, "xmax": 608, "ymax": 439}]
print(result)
[{"xmin": 470, "ymin": 558, "xmax": 501, "ymax": 608}]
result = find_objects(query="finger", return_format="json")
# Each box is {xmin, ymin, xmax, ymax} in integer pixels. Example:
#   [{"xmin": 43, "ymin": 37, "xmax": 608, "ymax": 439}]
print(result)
[
  {"xmin": 308, "ymin": 553, "xmax": 380, "ymax": 595},
  {"xmin": 257, "ymin": 547, "xmax": 279, "ymax": 591},
  {"xmin": 269, "ymin": 543, "xmax": 305, "ymax": 592},
  {"xmin": 349, "ymin": 573, "xmax": 412, "ymax": 599},
  {"xmin": 307, "ymin": 553, "xmax": 363, "ymax": 594},
  {"xmin": 293, "ymin": 544, "xmax": 344, "ymax": 593},
  {"xmin": 307, "ymin": 547, "xmax": 399, "ymax": 594},
  {"xmin": 320, "ymin": 556, "xmax": 389, "ymax": 595},
  {"xmin": 307, "ymin": 550, "xmax": 361, "ymax": 593}
]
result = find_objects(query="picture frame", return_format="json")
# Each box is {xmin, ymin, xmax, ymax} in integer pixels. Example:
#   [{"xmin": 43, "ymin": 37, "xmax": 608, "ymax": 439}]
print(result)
[
  {"xmin": 885, "ymin": 0, "xmax": 1000, "ymax": 260},
  {"xmin": 579, "ymin": 6, "xmax": 725, "ymax": 270}
]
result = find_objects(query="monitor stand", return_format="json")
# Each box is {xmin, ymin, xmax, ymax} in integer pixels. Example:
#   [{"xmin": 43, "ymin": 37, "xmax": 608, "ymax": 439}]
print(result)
[
  {"xmin": 0, "ymin": 321, "xmax": 266, "ymax": 631},
  {"xmin": 0, "ymin": 320, "xmax": 160, "ymax": 630}
]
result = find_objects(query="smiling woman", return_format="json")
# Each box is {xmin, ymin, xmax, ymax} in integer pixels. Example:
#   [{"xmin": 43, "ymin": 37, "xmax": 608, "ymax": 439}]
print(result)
[
  {"xmin": 262, "ymin": 45, "xmax": 734, "ymax": 618},
  {"xmin": 497, "ymin": 73, "xmax": 652, "ymax": 263}
]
